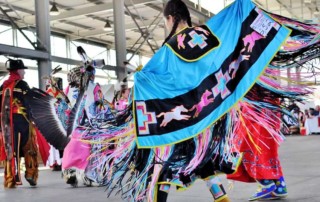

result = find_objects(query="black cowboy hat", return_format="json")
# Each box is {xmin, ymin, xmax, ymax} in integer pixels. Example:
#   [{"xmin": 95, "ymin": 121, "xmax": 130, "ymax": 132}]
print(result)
[{"xmin": 5, "ymin": 59, "xmax": 28, "ymax": 70}]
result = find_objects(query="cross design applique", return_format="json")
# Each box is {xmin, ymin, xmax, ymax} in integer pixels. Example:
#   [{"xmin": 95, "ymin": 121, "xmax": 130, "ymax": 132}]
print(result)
[
  {"xmin": 211, "ymin": 69, "xmax": 231, "ymax": 99},
  {"xmin": 188, "ymin": 30, "xmax": 208, "ymax": 49},
  {"xmin": 136, "ymin": 101, "xmax": 157, "ymax": 135}
]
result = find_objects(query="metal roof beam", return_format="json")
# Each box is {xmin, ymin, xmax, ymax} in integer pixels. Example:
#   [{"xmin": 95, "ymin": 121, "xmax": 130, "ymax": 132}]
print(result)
[
  {"xmin": 145, "ymin": 0, "xmax": 212, "ymax": 23},
  {"xmin": 275, "ymin": 0, "xmax": 299, "ymax": 19},
  {"xmin": 0, "ymin": 44, "xmax": 49, "ymax": 60},
  {"xmin": 69, "ymin": 18, "xmax": 159, "ymax": 40},
  {"xmin": 21, "ymin": 0, "xmax": 157, "ymax": 24},
  {"xmin": 0, "ymin": 44, "xmax": 83, "ymax": 66},
  {"xmin": 254, "ymin": 0, "xmax": 299, "ymax": 19},
  {"xmin": 51, "ymin": 56, "xmax": 82, "ymax": 66},
  {"xmin": 50, "ymin": 3, "xmax": 113, "ymax": 21},
  {"xmin": 0, "ymin": 3, "xmax": 34, "ymax": 15}
]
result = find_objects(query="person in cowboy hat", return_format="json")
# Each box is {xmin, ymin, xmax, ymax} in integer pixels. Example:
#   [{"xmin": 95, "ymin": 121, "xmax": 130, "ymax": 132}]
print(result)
[{"xmin": 0, "ymin": 59, "xmax": 39, "ymax": 188}]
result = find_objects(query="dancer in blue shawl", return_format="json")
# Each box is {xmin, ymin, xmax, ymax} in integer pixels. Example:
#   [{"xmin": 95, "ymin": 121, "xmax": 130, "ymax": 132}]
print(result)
[
  {"xmin": 133, "ymin": 0, "xmax": 290, "ymax": 148},
  {"xmin": 135, "ymin": 0, "xmax": 290, "ymax": 200},
  {"xmin": 87, "ymin": 0, "xmax": 291, "ymax": 201}
]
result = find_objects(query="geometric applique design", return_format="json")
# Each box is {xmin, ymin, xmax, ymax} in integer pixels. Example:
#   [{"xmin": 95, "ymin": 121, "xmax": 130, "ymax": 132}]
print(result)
[
  {"xmin": 211, "ymin": 69, "xmax": 231, "ymax": 99},
  {"xmin": 188, "ymin": 30, "xmax": 208, "ymax": 49},
  {"xmin": 136, "ymin": 101, "xmax": 157, "ymax": 135},
  {"xmin": 206, "ymin": 176, "xmax": 226, "ymax": 200},
  {"xmin": 210, "ymin": 184, "xmax": 225, "ymax": 200},
  {"xmin": 165, "ymin": 25, "xmax": 220, "ymax": 62},
  {"xmin": 177, "ymin": 33, "xmax": 186, "ymax": 50},
  {"xmin": 159, "ymin": 184, "xmax": 171, "ymax": 192}
]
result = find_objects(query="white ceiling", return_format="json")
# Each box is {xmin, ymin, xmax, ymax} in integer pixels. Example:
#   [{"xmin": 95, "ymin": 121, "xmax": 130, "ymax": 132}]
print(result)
[
  {"xmin": 0, "ymin": 0, "xmax": 319, "ymax": 57},
  {"xmin": 254, "ymin": 0, "xmax": 318, "ymax": 22}
]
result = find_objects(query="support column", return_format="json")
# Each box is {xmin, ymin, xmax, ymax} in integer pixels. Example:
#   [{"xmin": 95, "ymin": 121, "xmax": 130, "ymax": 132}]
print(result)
[
  {"xmin": 66, "ymin": 36, "xmax": 71, "ymax": 71},
  {"xmin": 113, "ymin": 0, "xmax": 127, "ymax": 82},
  {"xmin": 35, "ymin": 0, "xmax": 52, "ymax": 90},
  {"xmin": 12, "ymin": 28, "xmax": 17, "ymax": 46}
]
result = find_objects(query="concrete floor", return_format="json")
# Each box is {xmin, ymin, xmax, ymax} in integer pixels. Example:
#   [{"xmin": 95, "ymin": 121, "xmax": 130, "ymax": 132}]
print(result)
[{"xmin": 0, "ymin": 135, "xmax": 319, "ymax": 202}]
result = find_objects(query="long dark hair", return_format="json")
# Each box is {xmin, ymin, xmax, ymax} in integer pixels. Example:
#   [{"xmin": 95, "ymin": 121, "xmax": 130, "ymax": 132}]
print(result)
[{"xmin": 162, "ymin": 0, "xmax": 192, "ymax": 46}]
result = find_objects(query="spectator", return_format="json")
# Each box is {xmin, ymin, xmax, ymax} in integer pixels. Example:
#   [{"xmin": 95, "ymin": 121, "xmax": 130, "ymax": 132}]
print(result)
[{"xmin": 309, "ymin": 108, "xmax": 318, "ymax": 117}]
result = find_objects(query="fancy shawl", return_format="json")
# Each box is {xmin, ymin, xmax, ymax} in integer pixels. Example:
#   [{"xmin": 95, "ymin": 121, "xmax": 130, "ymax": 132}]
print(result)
[{"xmin": 133, "ymin": 0, "xmax": 291, "ymax": 148}]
